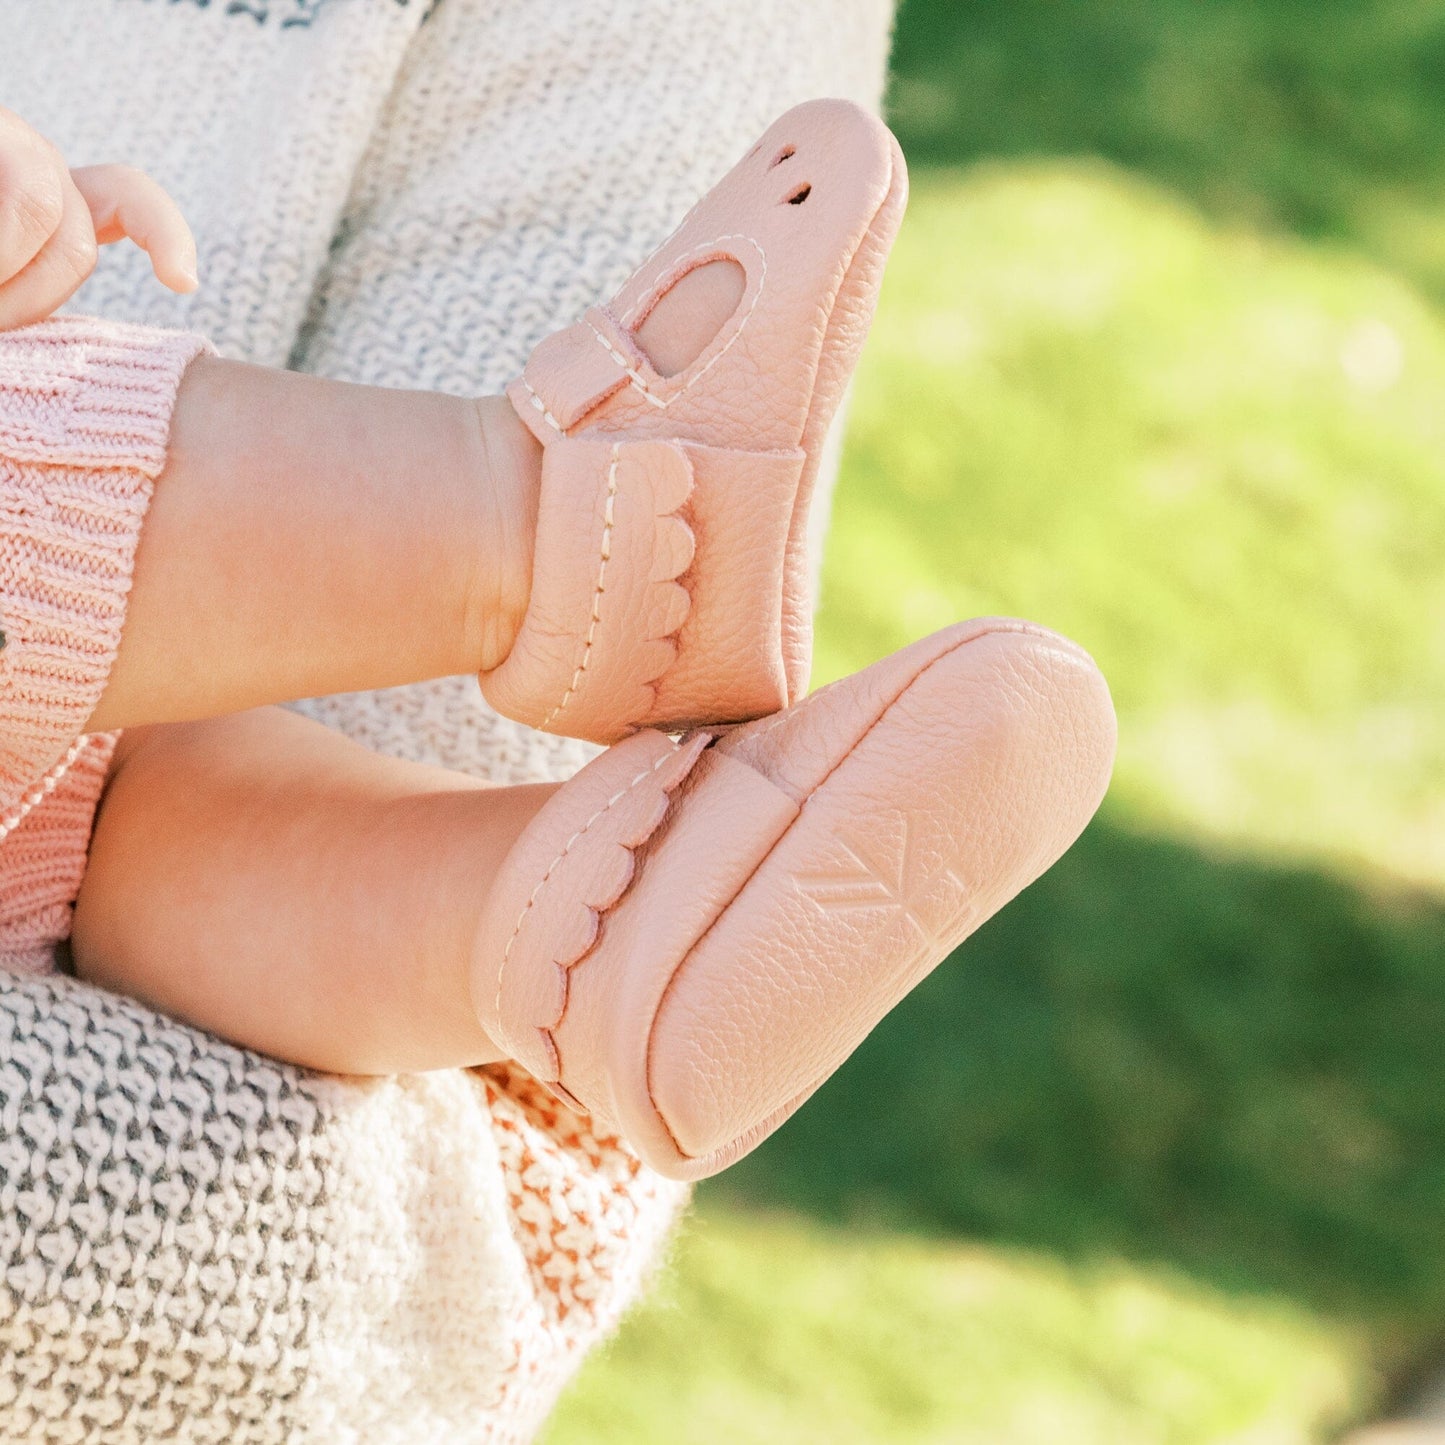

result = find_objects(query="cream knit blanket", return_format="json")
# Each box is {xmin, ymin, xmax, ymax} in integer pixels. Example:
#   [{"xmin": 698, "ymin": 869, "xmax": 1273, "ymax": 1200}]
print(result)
[{"xmin": 0, "ymin": 1, "xmax": 893, "ymax": 1440}]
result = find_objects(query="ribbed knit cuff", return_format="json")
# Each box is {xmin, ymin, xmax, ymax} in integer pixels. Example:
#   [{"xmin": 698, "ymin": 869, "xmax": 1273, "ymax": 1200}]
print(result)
[
  {"xmin": 0, "ymin": 734, "xmax": 116, "ymax": 954},
  {"xmin": 0, "ymin": 317, "xmax": 213, "ymax": 828},
  {"xmin": 0, "ymin": 315, "xmax": 212, "ymax": 474}
]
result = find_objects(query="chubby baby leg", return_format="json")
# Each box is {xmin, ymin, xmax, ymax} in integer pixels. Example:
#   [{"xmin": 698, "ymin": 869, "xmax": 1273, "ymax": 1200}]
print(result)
[{"xmin": 71, "ymin": 706, "xmax": 559, "ymax": 1074}]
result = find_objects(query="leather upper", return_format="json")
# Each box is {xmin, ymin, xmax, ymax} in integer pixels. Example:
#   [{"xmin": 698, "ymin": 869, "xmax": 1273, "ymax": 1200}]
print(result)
[
  {"xmin": 471, "ymin": 619, "xmax": 1117, "ymax": 1180},
  {"xmin": 482, "ymin": 100, "xmax": 908, "ymax": 742}
]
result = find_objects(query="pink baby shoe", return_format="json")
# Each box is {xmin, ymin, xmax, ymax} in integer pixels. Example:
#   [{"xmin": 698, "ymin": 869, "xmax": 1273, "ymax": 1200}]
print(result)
[
  {"xmin": 481, "ymin": 100, "xmax": 908, "ymax": 743},
  {"xmin": 473, "ymin": 620, "xmax": 1115, "ymax": 1179}
]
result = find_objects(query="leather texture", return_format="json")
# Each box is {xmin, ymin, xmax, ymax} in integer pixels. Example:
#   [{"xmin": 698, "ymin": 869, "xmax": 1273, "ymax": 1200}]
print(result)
[
  {"xmin": 471, "ymin": 618, "xmax": 1118, "ymax": 1180},
  {"xmin": 481, "ymin": 99, "xmax": 908, "ymax": 743}
]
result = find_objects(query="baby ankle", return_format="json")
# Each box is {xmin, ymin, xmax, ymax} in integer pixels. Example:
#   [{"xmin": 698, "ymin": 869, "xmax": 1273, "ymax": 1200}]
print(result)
[{"xmin": 464, "ymin": 394, "xmax": 542, "ymax": 674}]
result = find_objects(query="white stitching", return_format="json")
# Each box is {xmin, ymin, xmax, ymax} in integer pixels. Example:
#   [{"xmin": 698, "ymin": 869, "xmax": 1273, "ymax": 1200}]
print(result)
[
  {"xmin": 598, "ymin": 234, "xmax": 767, "ymax": 410},
  {"xmin": 722, "ymin": 672, "xmax": 846, "ymax": 750},
  {"xmin": 728, "ymin": 706, "xmax": 797, "ymax": 749},
  {"xmin": 492, "ymin": 742, "xmax": 683, "ymax": 1023},
  {"xmin": 538, "ymin": 443, "xmax": 621, "ymax": 729},
  {"xmin": 519, "ymin": 375, "xmax": 564, "ymax": 435},
  {"xmin": 585, "ymin": 324, "xmax": 668, "ymax": 410},
  {"xmin": 620, "ymin": 235, "xmax": 762, "ymax": 329},
  {"xmin": 609, "ymin": 178, "xmax": 719, "ymax": 307}
]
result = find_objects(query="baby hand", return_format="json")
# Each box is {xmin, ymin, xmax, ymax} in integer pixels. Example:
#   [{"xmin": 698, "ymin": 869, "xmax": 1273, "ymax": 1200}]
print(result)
[{"xmin": 0, "ymin": 104, "xmax": 197, "ymax": 331}]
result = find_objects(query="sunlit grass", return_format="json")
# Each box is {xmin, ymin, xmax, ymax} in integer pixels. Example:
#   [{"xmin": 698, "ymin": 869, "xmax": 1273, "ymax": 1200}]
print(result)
[
  {"xmin": 817, "ymin": 164, "xmax": 1445, "ymax": 889},
  {"xmin": 546, "ymin": 1211, "xmax": 1368, "ymax": 1445},
  {"xmin": 544, "ymin": 9, "xmax": 1445, "ymax": 1435},
  {"xmin": 543, "ymin": 159, "xmax": 1445, "ymax": 1445}
]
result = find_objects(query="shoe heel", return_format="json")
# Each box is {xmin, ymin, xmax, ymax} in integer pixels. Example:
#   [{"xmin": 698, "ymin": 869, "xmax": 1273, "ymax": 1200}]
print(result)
[{"xmin": 649, "ymin": 441, "xmax": 804, "ymax": 730}]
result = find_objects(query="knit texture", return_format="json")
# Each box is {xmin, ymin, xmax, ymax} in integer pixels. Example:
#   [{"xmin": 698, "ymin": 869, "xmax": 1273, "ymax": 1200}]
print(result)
[
  {"xmin": 0, "ymin": 2, "xmax": 895, "ymax": 1439},
  {"xmin": 0, "ymin": 319, "xmax": 211, "ymax": 961}
]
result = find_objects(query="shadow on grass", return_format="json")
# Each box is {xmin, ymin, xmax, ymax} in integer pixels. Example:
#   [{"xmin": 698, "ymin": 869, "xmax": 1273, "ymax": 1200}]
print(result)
[
  {"xmin": 889, "ymin": 0, "xmax": 1445, "ymax": 299},
  {"xmin": 705, "ymin": 814, "xmax": 1445, "ymax": 1338}
]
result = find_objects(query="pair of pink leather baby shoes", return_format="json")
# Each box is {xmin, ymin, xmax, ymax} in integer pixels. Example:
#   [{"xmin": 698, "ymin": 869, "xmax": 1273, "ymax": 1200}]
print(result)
[{"xmin": 471, "ymin": 101, "xmax": 1116, "ymax": 1180}]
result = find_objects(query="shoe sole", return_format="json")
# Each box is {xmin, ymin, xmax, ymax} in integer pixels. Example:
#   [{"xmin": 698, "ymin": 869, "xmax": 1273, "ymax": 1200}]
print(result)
[{"xmin": 540, "ymin": 621, "xmax": 1115, "ymax": 1179}]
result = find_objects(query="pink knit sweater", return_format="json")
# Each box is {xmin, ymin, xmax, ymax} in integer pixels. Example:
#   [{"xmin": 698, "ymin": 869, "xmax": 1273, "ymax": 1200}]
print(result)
[
  {"xmin": 0, "ymin": 316, "xmax": 697, "ymax": 1445},
  {"xmin": 0, "ymin": 317, "xmax": 211, "ymax": 971}
]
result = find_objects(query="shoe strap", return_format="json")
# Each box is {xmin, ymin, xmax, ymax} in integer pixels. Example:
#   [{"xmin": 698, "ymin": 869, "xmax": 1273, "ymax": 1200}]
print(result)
[{"xmin": 508, "ymin": 304, "xmax": 645, "ymax": 443}]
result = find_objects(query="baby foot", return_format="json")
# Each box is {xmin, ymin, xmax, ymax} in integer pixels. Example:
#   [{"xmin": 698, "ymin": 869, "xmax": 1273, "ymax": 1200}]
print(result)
[
  {"xmin": 472, "ymin": 259, "xmax": 753, "ymax": 670},
  {"xmin": 632, "ymin": 258, "xmax": 746, "ymax": 377},
  {"xmin": 478, "ymin": 99, "xmax": 908, "ymax": 744},
  {"xmin": 470, "ymin": 619, "xmax": 1116, "ymax": 1180}
]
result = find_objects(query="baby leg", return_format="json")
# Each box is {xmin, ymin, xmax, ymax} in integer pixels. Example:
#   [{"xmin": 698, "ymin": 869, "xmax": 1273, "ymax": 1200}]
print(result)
[
  {"xmin": 88, "ymin": 275, "xmax": 759, "ymax": 736},
  {"xmin": 71, "ymin": 706, "xmax": 559, "ymax": 1075}
]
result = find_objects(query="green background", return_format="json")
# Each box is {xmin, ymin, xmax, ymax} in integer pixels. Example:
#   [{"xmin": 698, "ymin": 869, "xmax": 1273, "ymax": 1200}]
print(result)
[{"xmin": 545, "ymin": 3, "xmax": 1445, "ymax": 1440}]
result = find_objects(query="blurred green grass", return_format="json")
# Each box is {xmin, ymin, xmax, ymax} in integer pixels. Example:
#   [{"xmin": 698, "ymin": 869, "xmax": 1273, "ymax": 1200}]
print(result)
[{"xmin": 544, "ymin": 3, "xmax": 1445, "ymax": 1440}]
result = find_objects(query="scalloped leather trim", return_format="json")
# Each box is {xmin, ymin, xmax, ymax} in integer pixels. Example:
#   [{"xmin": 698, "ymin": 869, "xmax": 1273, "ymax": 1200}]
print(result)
[{"xmin": 486, "ymin": 730, "xmax": 712, "ymax": 1082}]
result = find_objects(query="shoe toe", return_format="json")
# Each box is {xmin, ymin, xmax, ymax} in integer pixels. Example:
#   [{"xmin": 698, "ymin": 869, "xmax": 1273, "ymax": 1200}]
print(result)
[{"xmin": 646, "ymin": 620, "xmax": 1116, "ymax": 1172}]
